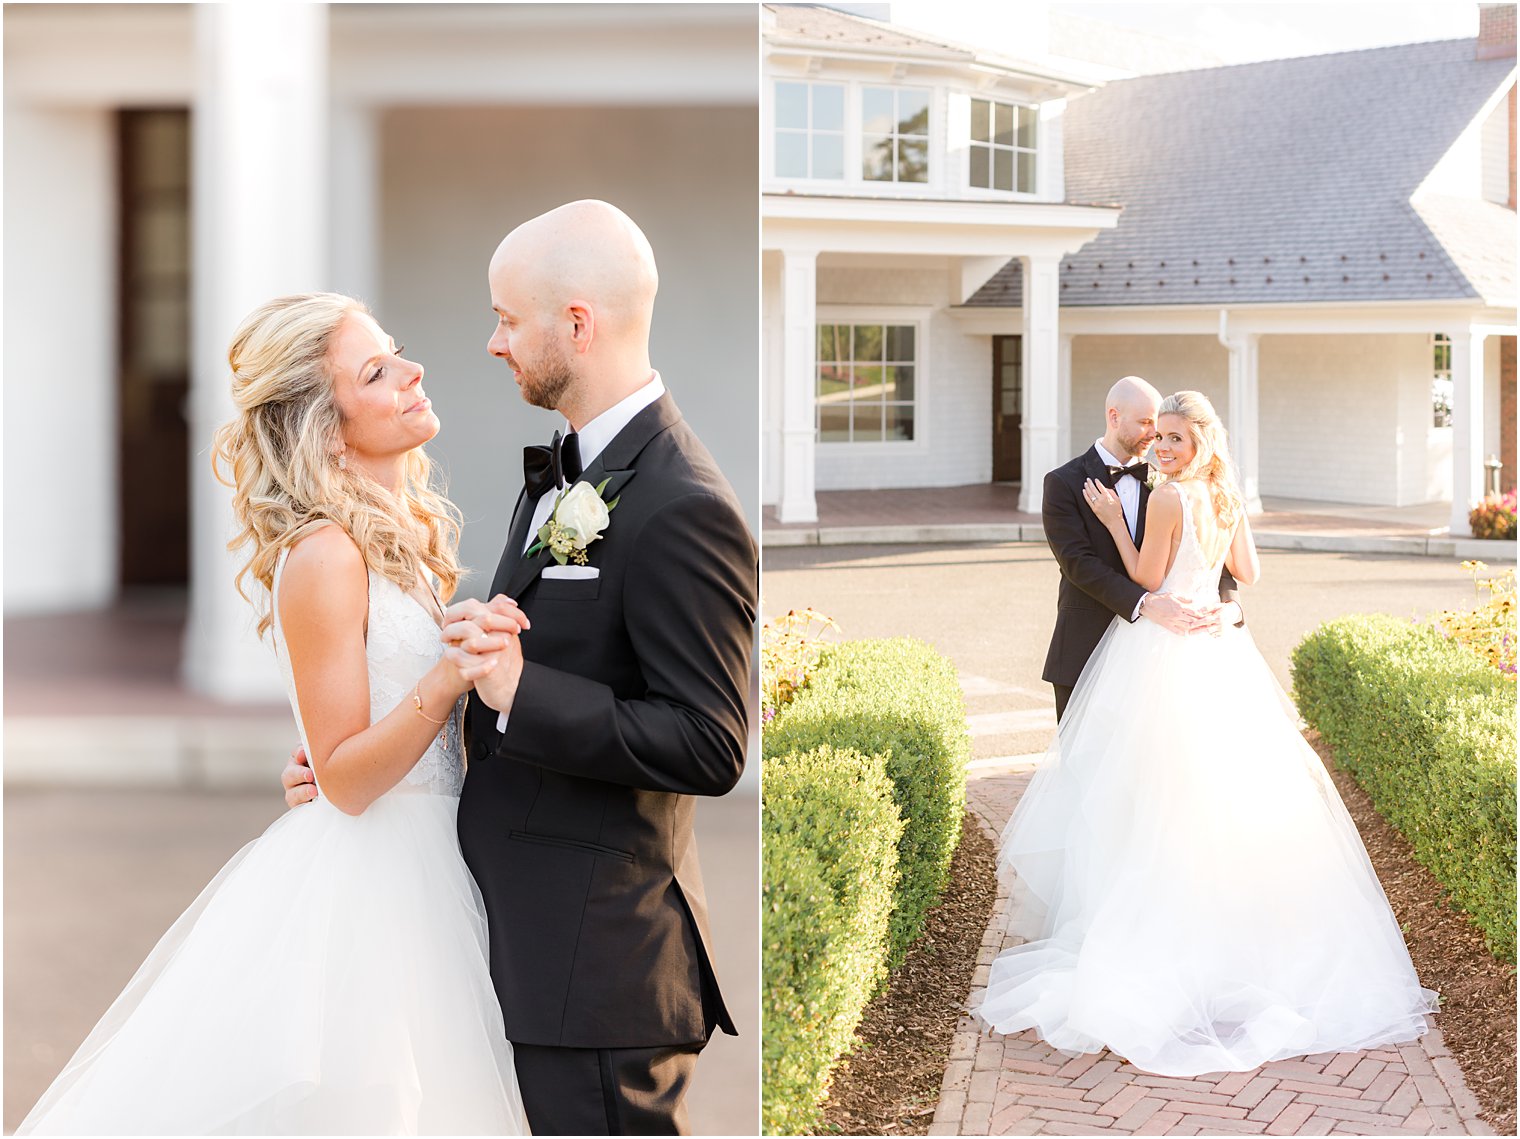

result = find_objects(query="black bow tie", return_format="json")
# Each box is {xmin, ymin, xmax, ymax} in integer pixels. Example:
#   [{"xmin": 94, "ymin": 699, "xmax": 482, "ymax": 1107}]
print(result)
[
  {"xmin": 523, "ymin": 430, "xmax": 582, "ymax": 501},
  {"xmin": 1105, "ymin": 464, "xmax": 1149, "ymax": 487}
]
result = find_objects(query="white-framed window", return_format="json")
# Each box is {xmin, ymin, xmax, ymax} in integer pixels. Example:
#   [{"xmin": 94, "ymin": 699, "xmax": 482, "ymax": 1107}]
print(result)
[
  {"xmin": 816, "ymin": 320, "xmax": 918, "ymax": 443},
  {"xmin": 774, "ymin": 80, "xmax": 846, "ymax": 180},
  {"xmin": 862, "ymin": 86, "xmax": 930, "ymax": 184},
  {"xmin": 1432, "ymin": 332, "xmax": 1453, "ymax": 427},
  {"xmin": 969, "ymin": 97, "xmax": 1037, "ymax": 194}
]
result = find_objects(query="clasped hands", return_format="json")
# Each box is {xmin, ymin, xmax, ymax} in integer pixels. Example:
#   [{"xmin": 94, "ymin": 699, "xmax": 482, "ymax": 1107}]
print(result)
[
  {"xmin": 281, "ymin": 594, "xmax": 530, "ymax": 809},
  {"xmin": 438, "ymin": 594, "xmax": 531, "ymax": 713}
]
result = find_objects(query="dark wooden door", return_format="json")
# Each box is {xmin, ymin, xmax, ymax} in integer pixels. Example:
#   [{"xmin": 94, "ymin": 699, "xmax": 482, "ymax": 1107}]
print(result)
[
  {"xmin": 118, "ymin": 109, "xmax": 191, "ymax": 587},
  {"xmin": 992, "ymin": 334, "xmax": 1022, "ymax": 482}
]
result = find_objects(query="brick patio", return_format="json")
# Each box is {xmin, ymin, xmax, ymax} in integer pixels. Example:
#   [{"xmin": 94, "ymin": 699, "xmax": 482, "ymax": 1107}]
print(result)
[{"xmin": 932, "ymin": 761, "xmax": 1495, "ymax": 1137}]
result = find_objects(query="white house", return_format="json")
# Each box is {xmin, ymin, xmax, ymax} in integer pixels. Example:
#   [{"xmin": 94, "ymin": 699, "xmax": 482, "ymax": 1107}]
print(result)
[
  {"xmin": 4, "ymin": 2, "xmax": 759, "ymax": 701},
  {"xmin": 761, "ymin": 3, "xmax": 1517, "ymax": 535}
]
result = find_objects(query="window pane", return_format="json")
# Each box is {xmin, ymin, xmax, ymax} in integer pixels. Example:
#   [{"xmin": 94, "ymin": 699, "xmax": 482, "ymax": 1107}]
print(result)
[
  {"xmin": 862, "ymin": 134, "xmax": 894, "ymax": 180},
  {"xmin": 885, "ymin": 365, "xmax": 914, "ymax": 401},
  {"xmin": 853, "ymin": 364, "xmax": 884, "ymax": 396},
  {"xmin": 813, "ymin": 84, "xmax": 845, "ymax": 131},
  {"xmin": 862, "ymin": 87, "xmax": 895, "ymax": 135},
  {"xmin": 853, "ymin": 402, "xmax": 884, "ymax": 441},
  {"xmin": 817, "ymin": 364, "xmax": 850, "ymax": 399},
  {"xmin": 1018, "ymin": 104, "xmax": 1038, "ymax": 149},
  {"xmin": 899, "ymin": 138, "xmax": 928, "ymax": 182},
  {"xmin": 817, "ymin": 324, "xmax": 843, "ymax": 362},
  {"xmin": 775, "ymin": 82, "xmax": 807, "ymax": 130},
  {"xmin": 886, "ymin": 404, "xmax": 915, "ymax": 441},
  {"xmin": 853, "ymin": 324, "xmax": 884, "ymax": 361},
  {"xmin": 885, "ymin": 325, "xmax": 915, "ymax": 361},
  {"xmin": 897, "ymin": 90, "xmax": 930, "ymax": 136},
  {"xmin": 819, "ymin": 404, "xmax": 850, "ymax": 442},
  {"xmin": 995, "ymin": 148, "xmax": 1014, "ymax": 192},
  {"xmin": 971, "ymin": 99, "xmax": 991, "ymax": 143},
  {"xmin": 775, "ymin": 132, "xmax": 807, "ymax": 178},
  {"xmin": 969, "ymin": 145, "xmax": 990, "ymax": 188},
  {"xmin": 813, "ymin": 134, "xmax": 845, "ymax": 180},
  {"xmin": 994, "ymin": 102, "xmax": 1015, "ymax": 147},
  {"xmin": 1017, "ymin": 151, "xmax": 1037, "ymax": 194}
]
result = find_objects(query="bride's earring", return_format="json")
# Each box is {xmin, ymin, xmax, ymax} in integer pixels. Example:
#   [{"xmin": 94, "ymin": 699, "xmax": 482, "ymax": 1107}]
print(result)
[{"xmin": 337, "ymin": 452, "xmax": 347, "ymax": 471}]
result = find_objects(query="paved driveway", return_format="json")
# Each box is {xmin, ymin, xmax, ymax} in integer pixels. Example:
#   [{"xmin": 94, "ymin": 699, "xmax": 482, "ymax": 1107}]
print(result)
[{"xmin": 762, "ymin": 543, "xmax": 1483, "ymax": 759}]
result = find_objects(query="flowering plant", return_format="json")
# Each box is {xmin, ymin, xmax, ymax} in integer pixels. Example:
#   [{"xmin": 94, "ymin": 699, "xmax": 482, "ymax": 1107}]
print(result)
[
  {"xmin": 1429, "ymin": 560, "xmax": 1516, "ymax": 679},
  {"xmin": 760, "ymin": 607, "xmax": 841, "ymax": 723},
  {"xmin": 1468, "ymin": 490, "xmax": 1517, "ymax": 541},
  {"xmin": 527, "ymin": 478, "xmax": 620, "ymax": 565}
]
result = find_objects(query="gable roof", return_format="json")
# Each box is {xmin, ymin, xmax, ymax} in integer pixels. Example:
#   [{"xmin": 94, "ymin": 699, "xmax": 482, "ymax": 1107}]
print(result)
[{"xmin": 969, "ymin": 38, "xmax": 1515, "ymax": 309}]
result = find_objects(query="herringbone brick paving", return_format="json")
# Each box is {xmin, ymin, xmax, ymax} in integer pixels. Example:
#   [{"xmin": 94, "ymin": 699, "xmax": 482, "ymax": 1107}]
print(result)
[{"xmin": 933, "ymin": 762, "xmax": 1494, "ymax": 1137}]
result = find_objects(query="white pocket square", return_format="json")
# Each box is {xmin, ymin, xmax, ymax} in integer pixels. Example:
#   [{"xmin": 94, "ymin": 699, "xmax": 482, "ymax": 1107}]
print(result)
[{"xmin": 542, "ymin": 565, "xmax": 599, "ymax": 580}]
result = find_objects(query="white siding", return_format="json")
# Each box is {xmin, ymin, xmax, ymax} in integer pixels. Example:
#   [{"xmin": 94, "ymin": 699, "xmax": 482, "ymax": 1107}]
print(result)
[
  {"xmin": 1069, "ymin": 335, "xmax": 1231, "ymax": 464},
  {"xmin": 379, "ymin": 105, "xmax": 759, "ymax": 588},
  {"xmin": 1481, "ymin": 88, "xmax": 1512, "ymax": 207}
]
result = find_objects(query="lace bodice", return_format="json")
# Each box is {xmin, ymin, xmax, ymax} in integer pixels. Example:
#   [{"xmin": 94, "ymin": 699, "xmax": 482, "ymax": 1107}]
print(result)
[
  {"xmin": 270, "ymin": 550, "xmax": 464, "ymax": 799},
  {"xmin": 1156, "ymin": 482, "xmax": 1231, "ymax": 603}
]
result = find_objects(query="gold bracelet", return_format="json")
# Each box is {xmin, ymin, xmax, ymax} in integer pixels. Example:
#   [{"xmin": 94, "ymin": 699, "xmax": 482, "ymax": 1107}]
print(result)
[{"xmin": 412, "ymin": 681, "xmax": 449, "ymax": 725}]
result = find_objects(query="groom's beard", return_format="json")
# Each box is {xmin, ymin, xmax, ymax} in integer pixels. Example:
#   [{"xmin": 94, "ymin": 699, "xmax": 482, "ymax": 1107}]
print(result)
[{"xmin": 515, "ymin": 344, "xmax": 577, "ymax": 411}]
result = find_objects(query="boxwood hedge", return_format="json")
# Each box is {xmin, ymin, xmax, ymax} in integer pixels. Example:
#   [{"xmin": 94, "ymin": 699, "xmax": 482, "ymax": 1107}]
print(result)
[{"xmin": 1293, "ymin": 614, "xmax": 1516, "ymax": 963}]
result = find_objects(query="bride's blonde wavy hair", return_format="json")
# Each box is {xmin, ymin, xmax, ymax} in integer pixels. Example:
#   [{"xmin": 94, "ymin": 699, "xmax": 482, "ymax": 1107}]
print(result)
[
  {"xmin": 1155, "ymin": 390, "xmax": 1245, "ymax": 533},
  {"xmin": 211, "ymin": 292, "xmax": 463, "ymax": 637}
]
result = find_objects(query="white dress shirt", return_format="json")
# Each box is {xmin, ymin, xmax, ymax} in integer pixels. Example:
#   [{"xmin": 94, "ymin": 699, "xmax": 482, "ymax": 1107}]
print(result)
[
  {"xmin": 1093, "ymin": 438, "xmax": 1145, "ymax": 541},
  {"xmin": 498, "ymin": 372, "xmax": 666, "ymax": 731}
]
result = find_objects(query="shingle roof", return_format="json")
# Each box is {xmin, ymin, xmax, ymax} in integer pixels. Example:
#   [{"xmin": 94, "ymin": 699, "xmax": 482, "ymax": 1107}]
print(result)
[
  {"xmin": 765, "ymin": 3, "xmax": 970, "ymax": 59},
  {"xmin": 968, "ymin": 38, "xmax": 1516, "ymax": 308}
]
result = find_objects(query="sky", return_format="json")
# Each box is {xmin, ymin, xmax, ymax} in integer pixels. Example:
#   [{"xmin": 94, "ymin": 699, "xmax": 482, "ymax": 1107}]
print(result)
[{"xmin": 886, "ymin": 1, "xmax": 1485, "ymax": 67}]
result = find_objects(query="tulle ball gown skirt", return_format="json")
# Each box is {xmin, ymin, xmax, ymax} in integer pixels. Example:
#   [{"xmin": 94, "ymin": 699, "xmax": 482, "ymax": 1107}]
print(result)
[
  {"xmin": 978, "ymin": 617, "xmax": 1437, "ymax": 1077},
  {"xmin": 18, "ymin": 792, "xmax": 527, "ymax": 1135}
]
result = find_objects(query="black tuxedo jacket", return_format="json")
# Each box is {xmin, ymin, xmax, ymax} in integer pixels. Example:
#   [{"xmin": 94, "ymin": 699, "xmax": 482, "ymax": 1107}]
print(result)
[
  {"xmin": 458, "ymin": 391, "xmax": 757, "ymax": 1050},
  {"xmin": 1041, "ymin": 445, "xmax": 1238, "ymax": 689}
]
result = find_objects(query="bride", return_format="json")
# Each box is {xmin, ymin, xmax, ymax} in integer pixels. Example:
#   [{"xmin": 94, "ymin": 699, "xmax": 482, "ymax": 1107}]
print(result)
[
  {"xmin": 978, "ymin": 390, "xmax": 1437, "ymax": 1077},
  {"xmin": 19, "ymin": 293, "xmax": 530, "ymax": 1134}
]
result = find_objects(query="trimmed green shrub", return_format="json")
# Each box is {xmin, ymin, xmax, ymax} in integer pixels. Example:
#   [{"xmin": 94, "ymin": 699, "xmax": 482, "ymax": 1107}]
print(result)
[
  {"xmin": 1293, "ymin": 614, "xmax": 1517, "ymax": 963},
  {"xmin": 762, "ymin": 746, "xmax": 904, "ymax": 1136},
  {"xmin": 764, "ymin": 638, "xmax": 971, "ymax": 969}
]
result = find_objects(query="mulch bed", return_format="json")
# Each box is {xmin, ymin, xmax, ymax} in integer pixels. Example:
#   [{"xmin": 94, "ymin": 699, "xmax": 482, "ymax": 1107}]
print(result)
[
  {"xmin": 819, "ymin": 812, "xmax": 998, "ymax": 1136},
  {"xmin": 1308, "ymin": 731, "xmax": 1517, "ymax": 1135}
]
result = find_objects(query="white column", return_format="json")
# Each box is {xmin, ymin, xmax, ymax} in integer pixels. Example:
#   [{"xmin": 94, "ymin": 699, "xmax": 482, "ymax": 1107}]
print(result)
[
  {"xmin": 1448, "ymin": 329, "xmax": 1489, "ymax": 536},
  {"xmin": 329, "ymin": 101, "xmax": 380, "ymax": 308},
  {"xmin": 777, "ymin": 247, "xmax": 819, "ymax": 525},
  {"xmin": 184, "ymin": 2, "xmax": 329, "ymax": 701},
  {"xmin": 1056, "ymin": 332, "xmax": 1074, "ymax": 464},
  {"xmin": 1018, "ymin": 255, "xmax": 1061, "ymax": 513},
  {"xmin": 1224, "ymin": 332, "xmax": 1263, "ymax": 514}
]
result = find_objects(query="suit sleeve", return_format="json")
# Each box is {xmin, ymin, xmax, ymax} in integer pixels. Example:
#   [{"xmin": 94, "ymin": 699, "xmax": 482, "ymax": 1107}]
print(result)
[
  {"xmin": 489, "ymin": 491, "xmax": 757, "ymax": 796},
  {"xmin": 1218, "ymin": 566, "xmax": 1246, "ymax": 627},
  {"xmin": 1043, "ymin": 468, "xmax": 1148, "ymax": 623}
]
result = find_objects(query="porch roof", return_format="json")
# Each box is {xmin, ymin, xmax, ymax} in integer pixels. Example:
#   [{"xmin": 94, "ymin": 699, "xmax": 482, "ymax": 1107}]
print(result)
[{"xmin": 969, "ymin": 38, "xmax": 1516, "ymax": 310}]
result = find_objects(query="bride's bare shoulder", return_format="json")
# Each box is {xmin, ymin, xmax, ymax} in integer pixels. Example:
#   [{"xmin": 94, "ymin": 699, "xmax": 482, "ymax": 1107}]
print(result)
[{"xmin": 278, "ymin": 525, "xmax": 367, "ymax": 627}]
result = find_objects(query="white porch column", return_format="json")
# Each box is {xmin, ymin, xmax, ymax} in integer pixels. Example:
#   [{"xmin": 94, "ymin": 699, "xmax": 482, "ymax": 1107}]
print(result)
[
  {"xmin": 1018, "ymin": 254, "xmax": 1061, "ymax": 513},
  {"xmin": 778, "ymin": 247, "xmax": 819, "ymax": 524},
  {"xmin": 1448, "ymin": 329, "xmax": 1489, "ymax": 536},
  {"xmin": 1223, "ymin": 331, "xmax": 1263, "ymax": 514},
  {"xmin": 184, "ymin": 2, "xmax": 329, "ymax": 701},
  {"xmin": 1057, "ymin": 332, "xmax": 1074, "ymax": 465}
]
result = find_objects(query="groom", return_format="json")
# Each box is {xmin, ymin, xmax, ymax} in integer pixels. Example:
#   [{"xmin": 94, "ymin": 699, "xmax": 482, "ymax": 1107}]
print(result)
[
  {"xmin": 286, "ymin": 201, "xmax": 756, "ymax": 1134},
  {"xmin": 1042, "ymin": 375, "xmax": 1241, "ymax": 720}
]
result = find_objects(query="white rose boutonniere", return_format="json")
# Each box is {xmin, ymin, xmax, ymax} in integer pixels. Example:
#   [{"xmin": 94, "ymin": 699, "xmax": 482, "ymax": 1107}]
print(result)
[
  {"xmin": 1143, "ymin": 465, "xmax": 1160, "ymax": 491},
  {"xmin": 527, "ymin": 478, "xmax": 621, "ymax": 566}
]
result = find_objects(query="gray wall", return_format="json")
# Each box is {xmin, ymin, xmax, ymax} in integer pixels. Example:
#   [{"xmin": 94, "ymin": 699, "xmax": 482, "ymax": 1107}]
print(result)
[{"xmin": 379, "ymin": 104, "xmax": 759, "ymax": 593}]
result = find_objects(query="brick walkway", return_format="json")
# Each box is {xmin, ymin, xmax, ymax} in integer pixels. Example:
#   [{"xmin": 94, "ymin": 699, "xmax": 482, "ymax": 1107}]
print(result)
[{"xmin": 932, "ymin": 762, "xmax": 1494, "ymax": 1137}]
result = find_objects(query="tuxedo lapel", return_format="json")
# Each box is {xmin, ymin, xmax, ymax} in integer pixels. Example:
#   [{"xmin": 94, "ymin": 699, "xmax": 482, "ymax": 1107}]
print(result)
[
  {"xmin": 490, "ymin": 487, "xmax": 534, "ymax": 598},
  {"xmin": 497, "ymin": 392, "xmax": 682, "ymax": 600},
  {"xmin": 1136, "ymin": 480, "xmax": 1151, "ymax": 542}
]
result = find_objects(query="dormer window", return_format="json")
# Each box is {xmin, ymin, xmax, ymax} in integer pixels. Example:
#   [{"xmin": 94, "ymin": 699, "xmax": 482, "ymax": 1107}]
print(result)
[
  {"xmin": 862, "ymin": 87, "xmax": 930, "ymax": 183},
  {"xmin": 970, "ymin": 97, "xmax": 1037, "ymax": 193},
  {"xmin": 775, "ymin": 81, "xmax": 846, "ymax": 180}
]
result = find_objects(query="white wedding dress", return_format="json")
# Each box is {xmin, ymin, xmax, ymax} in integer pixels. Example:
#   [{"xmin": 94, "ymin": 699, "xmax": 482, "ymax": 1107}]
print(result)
[
  {"xmin": 19, "ymin": 554, "xmax": 528, "ymax": 1135},
  {"xmin": 978, "ymin": 484, "xmax": 1437, "ymax": 1077}
]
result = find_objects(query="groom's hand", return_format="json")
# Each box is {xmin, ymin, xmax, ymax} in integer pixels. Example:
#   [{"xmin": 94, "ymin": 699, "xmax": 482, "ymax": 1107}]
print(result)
[
  {"xmin": 1139, "ymin": 592, "xmax": 1206, "ymax": 636},
  {"xmin": 282, "ymin": 745, "xmax": 318, "ymax": 808}
]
